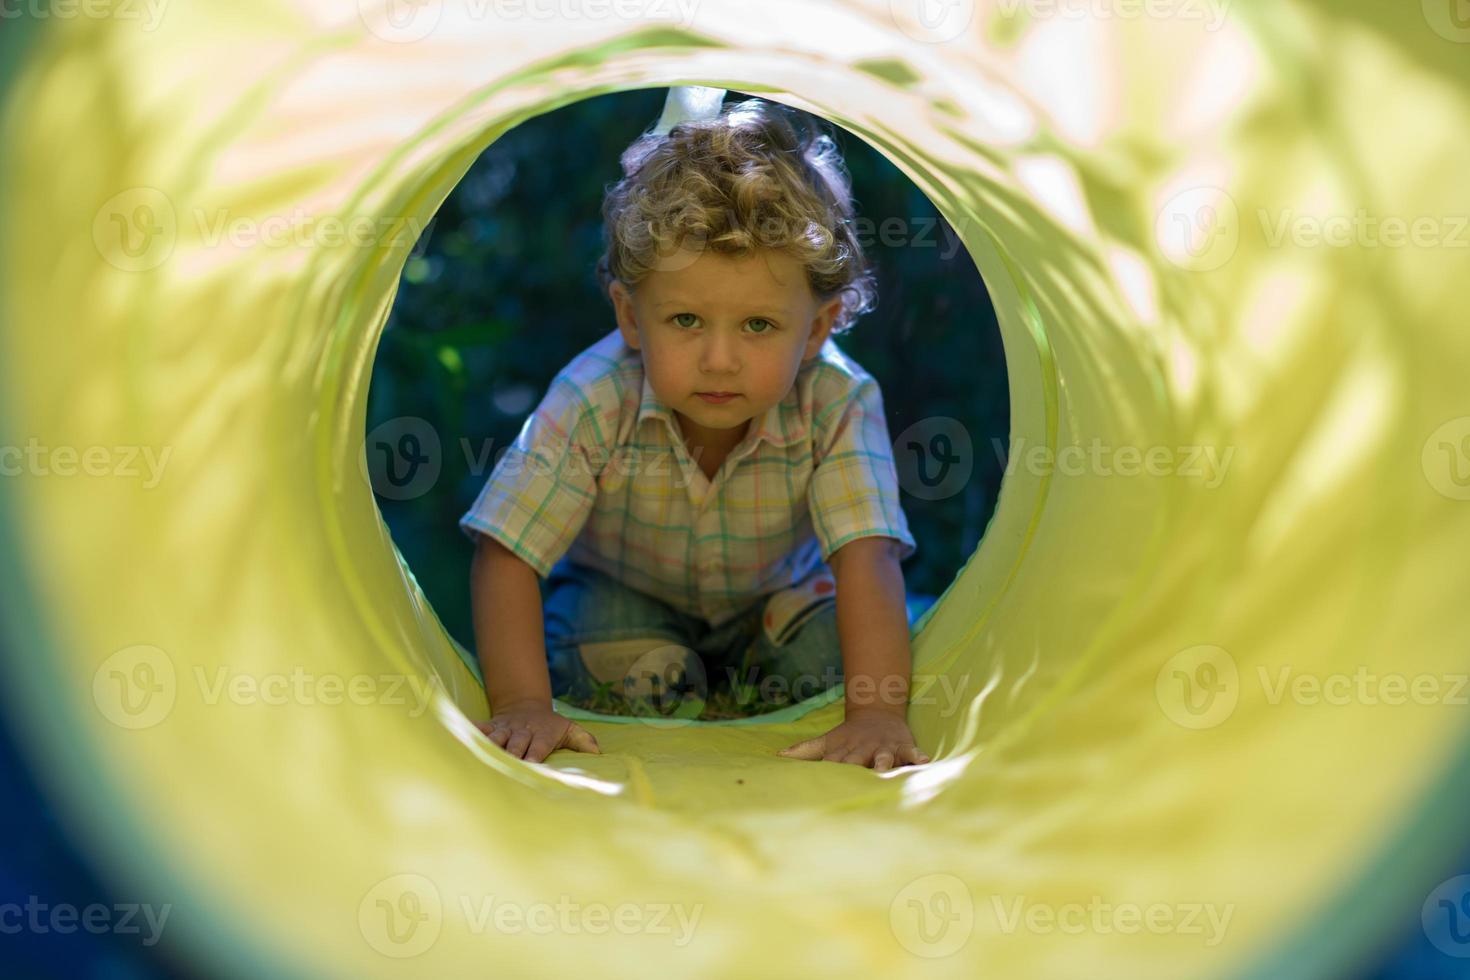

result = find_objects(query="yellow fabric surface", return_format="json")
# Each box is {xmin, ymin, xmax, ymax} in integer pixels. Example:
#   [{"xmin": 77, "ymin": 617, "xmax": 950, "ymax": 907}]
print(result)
[{"xmin": 1, "ymin": 3, "xmax": 1468, "ymax": 977}]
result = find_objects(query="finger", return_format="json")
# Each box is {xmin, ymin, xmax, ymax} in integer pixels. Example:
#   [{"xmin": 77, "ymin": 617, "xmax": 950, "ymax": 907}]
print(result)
[
  {"xmin": 840, "ymin": 748, "xmax": 871, "ymax": 766},
  {"xmin": 525, "ymin": 733, "xmax": 558, "ymax": 764},
  {"xmin": 898, "ymin": 743, "xmax": 931, "ymax": 766},
  {"xmin": 561, "ymin": 724, "xmax": 601, "ymax": 754},
  {"xmin": 475, "ymin": 720, "xmax": 510, "ymax": 746},
  {"xmin": 873, "ymin": 750, "xmax": 896, "ymax": 773},
  {"xmin": 778, "ymin": 737, "xmax": 826, "ymax": 760},
  {"xmin": 505, "ymin": 729, "xmax": 532, "ymax": 759}
]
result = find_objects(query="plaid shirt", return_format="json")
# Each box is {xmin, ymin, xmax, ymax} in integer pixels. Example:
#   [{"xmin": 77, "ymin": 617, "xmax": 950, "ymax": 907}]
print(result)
[{"xmin": 460, "ymin": 329, "xmax": 916, "ymax": 628}]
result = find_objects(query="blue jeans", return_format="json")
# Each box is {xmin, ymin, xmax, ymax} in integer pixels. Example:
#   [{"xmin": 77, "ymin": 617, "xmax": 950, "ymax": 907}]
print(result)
[{"xmin": 539, "ymin": 555, "xmax": 858, "ymax": 713}]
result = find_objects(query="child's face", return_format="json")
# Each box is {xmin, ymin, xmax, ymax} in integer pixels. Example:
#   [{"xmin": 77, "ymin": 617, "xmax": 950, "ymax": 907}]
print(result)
[{"xmin": 609, "ymin": 248, "xmax": 843, "ymax": 447}]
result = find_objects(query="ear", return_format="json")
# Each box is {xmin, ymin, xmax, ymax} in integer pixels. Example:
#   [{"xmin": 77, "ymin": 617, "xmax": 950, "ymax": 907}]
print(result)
[
  {"xmin": 610, "ymin": 280, "xmax": 641, "ymax": 350},
  {"xmin": 802, "ymin": 294, "xmax": 844, "ymax": 360}
]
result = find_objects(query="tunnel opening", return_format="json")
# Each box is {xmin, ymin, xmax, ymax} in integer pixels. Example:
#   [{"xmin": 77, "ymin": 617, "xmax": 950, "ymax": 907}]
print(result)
[{"xmin": 361, "ymin": 86, "xmax": 1015, "ymax": 728}]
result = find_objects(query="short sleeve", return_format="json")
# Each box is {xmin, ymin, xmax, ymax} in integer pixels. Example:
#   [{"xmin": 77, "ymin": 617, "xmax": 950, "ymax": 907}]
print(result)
[
  {"xmin": 458, "ymin": 375, "xmax": 605, "ymax": 577},
  {"xmin": 807, "ymin": 375, "xmax": 917, "ymax": 563}
]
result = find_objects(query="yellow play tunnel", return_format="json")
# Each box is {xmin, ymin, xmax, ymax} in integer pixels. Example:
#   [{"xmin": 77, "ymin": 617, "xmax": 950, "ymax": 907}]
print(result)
[{"xmin": 2, "ymin": 2, "xmax": 1469, "ymax": 977}]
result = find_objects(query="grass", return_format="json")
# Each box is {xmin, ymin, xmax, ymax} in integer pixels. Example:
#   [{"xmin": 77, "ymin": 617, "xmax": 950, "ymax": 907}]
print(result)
[{"xmin": 568, "ymin": 676, "xmax": 809, "ymax": 722}]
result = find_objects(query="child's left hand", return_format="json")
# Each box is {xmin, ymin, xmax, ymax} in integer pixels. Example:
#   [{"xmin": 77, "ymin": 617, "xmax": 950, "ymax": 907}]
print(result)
[{"xmin": 777, "ymin": 708, "xmax": 930, "ymax": 772}]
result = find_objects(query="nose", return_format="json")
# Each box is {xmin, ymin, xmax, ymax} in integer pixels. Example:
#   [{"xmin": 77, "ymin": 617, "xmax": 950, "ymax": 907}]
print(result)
[{"xmin": 698, "ymin": 329, "xmax": 740, "ymax": 377}]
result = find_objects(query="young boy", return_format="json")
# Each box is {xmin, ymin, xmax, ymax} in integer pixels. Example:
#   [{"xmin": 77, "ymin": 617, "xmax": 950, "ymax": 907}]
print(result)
[{"xmin": 461, "ymin": 94, "xmax": 930, "ymax": 772}]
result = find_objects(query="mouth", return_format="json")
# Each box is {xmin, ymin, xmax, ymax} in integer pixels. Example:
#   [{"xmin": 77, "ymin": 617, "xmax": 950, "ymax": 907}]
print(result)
[{"xmin": 695, "ymin": 391, "xmax": 740, "ymax": 402}]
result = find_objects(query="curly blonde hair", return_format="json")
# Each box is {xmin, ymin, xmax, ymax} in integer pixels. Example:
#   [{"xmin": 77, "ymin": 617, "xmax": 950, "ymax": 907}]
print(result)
[{"xmin": 595, "ymin": 97, "xmax": 877, "ymax": 335}]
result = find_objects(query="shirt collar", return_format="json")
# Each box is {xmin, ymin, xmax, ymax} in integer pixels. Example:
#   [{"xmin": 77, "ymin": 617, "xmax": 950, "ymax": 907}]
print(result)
[{"xmin": 635, "ymin": 369, "xmax": 807, "ymax": 452}]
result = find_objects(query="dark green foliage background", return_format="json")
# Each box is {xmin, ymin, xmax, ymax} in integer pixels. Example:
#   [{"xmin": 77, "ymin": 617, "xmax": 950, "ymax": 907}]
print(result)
[{"xmin": 366, "ymin": 89, "xmax": 1009, "ymax": 648}]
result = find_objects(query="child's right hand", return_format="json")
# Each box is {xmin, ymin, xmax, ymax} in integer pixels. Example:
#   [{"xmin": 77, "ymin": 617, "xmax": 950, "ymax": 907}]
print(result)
[{"xmin": 475, "ymin": 701, "xmax": 601, "ymax": 763}]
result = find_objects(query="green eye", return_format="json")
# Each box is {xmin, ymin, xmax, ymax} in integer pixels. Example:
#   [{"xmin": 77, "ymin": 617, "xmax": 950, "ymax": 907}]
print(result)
[
  {"xmin": 746, "ymin": 318, "xmax": 774, "ymax": 334},
  {"xmin": 673, "ymin": 313, "xmax": 699, "ymax": 329}
]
